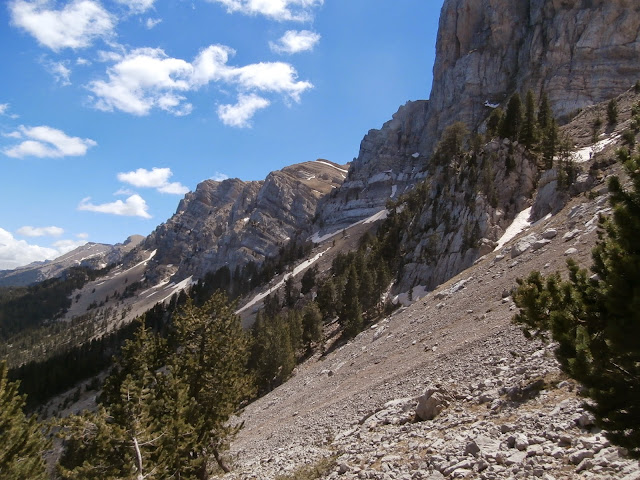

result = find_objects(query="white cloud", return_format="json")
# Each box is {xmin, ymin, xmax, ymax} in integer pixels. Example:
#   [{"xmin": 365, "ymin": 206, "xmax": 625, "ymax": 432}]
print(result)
[
  {"xmin": 270, "ymin": 30, "xmax": 320, "ymax": 54},
  {"xmin": 217, "ymin": 94, "xmax": 270, "ymax": 127},
  {"xmin": 9, "ymin": 0, "xmax": 116, "ymax": 51},
  {"xmin": 16, "ymin": 225, "xmax": 64, "ymax": 237},
  {"xmin": 211, "ymin": 172, "xmax": 229, "ymax": 181},
  {"xmin": 52, "ymin": 238, "xmax": 88, "ymax": 252},
  {"xmin": 76, "ymin": 232, "xmax": 89, "ymax": 239},
  {"xmin": 46, "ymin": 60, "xmax": 72, "ymax": 85},
  {"xmin": 208, "ymin": 0, "xmax": 323, "ymax": 22},
  {"xmin": 117, "ymin": 167, "xmax": 189, "ymax": 194},
  {"xmin": 88, "ymin": 45, "xmax": 312, "ymax": 119},
  {"xmin": 145, "ymin": 17, "xmax": 162, "ymax": 29},
  {"xmin": 78, "ymin": 194, "xmax": 152, "ymax": 218},
  {"xmin": 115, "ymin": 0, "xmax": 156, "ymax": 13},
  {"xmin": 114, "ymin": 187, "xmax": 134, "ymax": 196},
  {"xmin": 0, "ymin": 104, "xmax": 19, "ymax": 119},
  {"xmin": 0, "ymin": 227, "xmax": 60, "ymax": 270},
  {"xmin": 76, "ymin": 57, "xmax": 91, "ymax": 66},
  {"xmin": 4, "ymin": 125, "xmax": 97, "ymax": 159}
]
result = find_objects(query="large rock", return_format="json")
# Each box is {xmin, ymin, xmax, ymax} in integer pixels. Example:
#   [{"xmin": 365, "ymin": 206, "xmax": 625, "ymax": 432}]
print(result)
[{"xmin": 416, "ymin": 387, "xmax": 452, "ymax": 421}]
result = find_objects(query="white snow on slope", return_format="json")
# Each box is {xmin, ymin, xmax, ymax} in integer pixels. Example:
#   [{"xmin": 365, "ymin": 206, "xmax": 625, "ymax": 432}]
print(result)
[
  {"xmin": 236, "ymin": 248, "xmax": 331, "ymax": 315},
  {"xmin": 494, "ymin": 207, "xmax": 532, "ymax": 251},
  {"xmin": 122, "ymin": 250, "xmax": 157, "ymax": 275},
  {"xmin": 572, "ymin": 134, "xmax": 621, "ymax": 163},
  {"xmin": 310, "ymin": 209, "xmax": 389, "ymax": 244},
  {"xmin": 390, "ymin": 185, "xmax": 397, "ymax": 198},
  {"xmin": 160, "ymin": 276, "xmax": 194, "ymax": 303},
  {"xmin": 315, "ymin": 160, "xmax": 349, "ymax": 174}
]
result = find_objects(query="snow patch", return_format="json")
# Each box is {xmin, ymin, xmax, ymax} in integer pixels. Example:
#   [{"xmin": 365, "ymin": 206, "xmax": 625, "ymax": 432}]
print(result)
[
  {"xmin": 122, "ymin": 250, "xmax": 157, "ymax": 275},
  {"xmin": 412, "ymin": 152, "xmax": 420, "ymax": 158},
  {"xmin": 310, "ymin": 209, "xmax": 390, "ymax": 244},
  {"xmin": 494, "ymin": 207, "xmax": 532, "ymax": 251},
  {"xmin": 315, "ymin": 160, "xmax": 349, "ymax": 174},
  {"xmin": 160, "ymin": 276, "xmax": 194, "ymax": 303},
  {"xmin": 572, "ymin": 134, "xmax": 621, "ymax": 163},
  {"xmin": 393, "ymin": 285, "xmax": 429, "ymax": 306},
  {"xmin": 236, "ymin": 248, "xmax": 332, "ymax": 314},
  {"xmin": 390, "ymin": 185, "xmax": 397, "ymax": 198},
  {"xmin": 484, "ymin": 100, "xmax": 500, "ymax": 108}
]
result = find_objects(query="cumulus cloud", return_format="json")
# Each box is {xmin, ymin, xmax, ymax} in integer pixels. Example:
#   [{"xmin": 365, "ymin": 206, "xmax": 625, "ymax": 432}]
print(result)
[
  {"xmin": 0, "ymin": 227, "xmax": 59, "ymax": 270},
  {"xmin": 9, "ymin": 0, "xmax": 116, "ymax": 51},
  {"xmin": 16, "ymin": 225, "xmax": 64, "ymax": 237},
  {"xmin": 208, "ymin": 0, "xmax": 323, "ymax": 22},
  {"xmin": 4, "ymin": 125, "xmax": 97, "ymax": 159},
  {"xmin": 270, "ymin": 30, "xmax": 320, "ymax": 54},
  {"xmin": 217, "ymin": 94, "xmax": 270, "ymax": 127},
  {"xmin": 117, "ymin": 167, "xmax": 189, "ymax": 195},
  {"xmin": 88, "ymin": 45, "xmax": 312, "ymax": 124},
  {"xmin": 0, "ymin": 228, "xmax": 89, "ymax": 270},
  {"xmin": 78, "ymin": 194, "xmax": 152, "ymax": 218}
]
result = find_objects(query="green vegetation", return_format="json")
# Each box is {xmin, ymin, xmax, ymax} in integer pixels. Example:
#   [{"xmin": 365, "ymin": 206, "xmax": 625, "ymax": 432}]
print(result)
[
  {"xmin": 0, "ymin": 361, "xmax": 48, "ymax": 479},
  {"xmin": 58, "ymin": 292, "xmax": 254, "ymax": 478},
  {"xmin": 607, "ymin": 98, "xmax": 619, "ymax": 125},
  {"xmin": 513, "ymin": 147, "xmax": 640, "ymax": 457}
]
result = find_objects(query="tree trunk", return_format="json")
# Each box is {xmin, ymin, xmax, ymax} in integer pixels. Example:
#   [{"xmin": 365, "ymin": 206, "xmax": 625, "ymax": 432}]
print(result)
[{"xmin": 212, "ymin": 448, "xmax": 231, "ymax": 474}]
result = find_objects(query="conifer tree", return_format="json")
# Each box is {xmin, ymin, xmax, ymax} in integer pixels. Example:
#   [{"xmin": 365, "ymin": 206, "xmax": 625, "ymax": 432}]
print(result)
[
  {"xmin": 0, "ymin": 361, "xmax": 48, "ymax": 480},
  {"xmin": 500, "ymin": 93, "xmax": 523, "ymax": 140},
  {"xmin": 537, "ymin": 91, "xmax": 552, "ymax": 131},
  {"xmin": 340, "ymin": 265, "xmax": 363, "ymax": 338},
  {"xmin": 513, "ymin": 149, "xmax": 640, "ymax": 457},
  {"xmin": 302, "ymin": 302, "xmax": 323, "ymax": 351}
]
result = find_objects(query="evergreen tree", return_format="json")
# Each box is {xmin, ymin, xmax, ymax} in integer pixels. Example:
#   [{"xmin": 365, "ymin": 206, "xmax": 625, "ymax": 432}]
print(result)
[
  {"xmin": 486, "ymin": 107, "xmax": 504, "ymax": 139},
  {"xmin": 542, "ymin": 117, "xmax": 559, "ymax": 169},
  {"xmin": 513, "ymin": 150, "xmax": 640, "ymax": 457},
  {"xmin": 316, "ymin": 278, "xmax": 337, "ymax": 320},
  {"xmin": 0, "ymin": 361, "xmax": 48, "ymax": 480},
  {"xmin": 537, "ymin": 91, "xmax": 552, "ymax": 131},
  {"xmin": 300, "ymin": 266, "xmax": 317, "ymax": 295},
  {"xmin": 520, "ymin": 90, "xmax": 538, "ymax": 149},
  {"xmin": 500, "ymin": 93, "xmax": 523, "ymax": 140},
  {"xmin": 302, "ymin": 302, "xmax": 323, "ymax": 351},
  {"xmin": 340, "ymin": 265, "xmax": 363, "ymax": 338},
  {"xmin": 171, "ymin": 294, "xmax": 254, "ymax": 476}
]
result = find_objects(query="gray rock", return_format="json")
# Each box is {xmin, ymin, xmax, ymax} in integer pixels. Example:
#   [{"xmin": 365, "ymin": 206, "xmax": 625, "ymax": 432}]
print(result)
[{"xmin": 416, "ymin": 387, "xmax": 452, "ymax": 421}]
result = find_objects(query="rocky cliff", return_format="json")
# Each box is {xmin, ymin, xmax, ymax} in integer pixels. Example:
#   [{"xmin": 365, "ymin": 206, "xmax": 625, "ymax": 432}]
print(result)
[
  {"xmin": 139, "ymin": 160, "xmax": 348, "ymax": 282},
  {"xmin": 317, "ymin": 0, "xmax": 640, "ymax": 234}
]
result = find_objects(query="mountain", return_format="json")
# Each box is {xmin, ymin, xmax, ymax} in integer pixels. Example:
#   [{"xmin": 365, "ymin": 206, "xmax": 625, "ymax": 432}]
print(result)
[
  {"xmin": 135, "ymin": 159, "xmax": 348, "ymax": 284},
  {"xmin": 316, "ymin": 0, "xmax": 640, "ymax": 236},
  {"xmin": 0, "ymin": 235, "xmax": 144, "ymax": 287}
]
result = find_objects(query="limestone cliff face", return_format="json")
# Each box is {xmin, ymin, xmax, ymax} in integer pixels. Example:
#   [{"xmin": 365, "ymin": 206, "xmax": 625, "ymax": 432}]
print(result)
[
  {"xmin": 318, "ymin": 0, "xmax": 640, "ymax": 233},
  {"xmin": 140, "ymin": 160, "xmax": 347, "ymax": 282},
  {"xmin": 427, "ymin": 0, "xmax": 640, "ymax": 150}
]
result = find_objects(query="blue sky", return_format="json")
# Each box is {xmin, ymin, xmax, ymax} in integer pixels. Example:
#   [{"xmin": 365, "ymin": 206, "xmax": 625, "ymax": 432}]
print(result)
[{"xmin": 0, "ymin": 0, "xmax": 443, "ymax": 270}]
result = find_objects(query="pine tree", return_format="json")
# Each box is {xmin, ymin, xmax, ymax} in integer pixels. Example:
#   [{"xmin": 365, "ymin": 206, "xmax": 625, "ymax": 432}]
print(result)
[
  {"xmin": 171, "ymin": 294, "xmax": 254, "ymax": 476},
  {"xmin": 302, "ymin": 302, "xmax": 323, "ymax": 351},
  {"xmin": 542, "ymin": 117, "xmax": 558, "ymax": 169},
  {"xmin": 513, "ymin": 149, "xmax": 640, "ymax": 457},
  {"xmin": 537, "ymin": 91, "xmax": 552, "ymax": 131},
  {"xmin": 520, "ymin": 90, "xmax": 538, "ymax": 149},
  {"xmin": 340, "ymin": 265, "xmax": 363, "ymax": 338},
  {"xmin": 500, "ymin": 93, "xmax": 523, "ymax": 140},
  {"xmin": 0, "ymin": 361, "xmax": 48, "ymax": 480},
  {"xmin": 607, "ymin": 98, "xmax": 619, "ymax": 125}
]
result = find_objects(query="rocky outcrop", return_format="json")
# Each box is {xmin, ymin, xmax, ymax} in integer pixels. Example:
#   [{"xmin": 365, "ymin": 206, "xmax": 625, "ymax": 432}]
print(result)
[
  {"xmin": 139, "ymin": 160, "xmax": 348, "ymax": 282},
  {"xmin": 316, "ymin": 100, "xmax": 429, "ymax": 232},
  {"xmin": 318, "ymin": 0, "xmax": 640, "ymax": 234},
  {"xmin": 427, "ymin": 0, "xmax": 640, "ymax": 152}
]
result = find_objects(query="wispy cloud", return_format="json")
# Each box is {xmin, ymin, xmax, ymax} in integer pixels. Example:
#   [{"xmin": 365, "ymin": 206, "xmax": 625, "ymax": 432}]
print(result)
[
  {"xmin": 78, "ymin": 194, "xmax": 152, "ymax": 218},
  {"xmin": 16, "ymin": 225, "xmax": 64, "ymax": 237},
  {"xmin": 45, "ymin": 60, "xmax": 72, "ymax": 85},
  {"xmin": 88, "ymin": 44, "xmax": 312, "ymax": 125},
  {"xmin": 145, "ymin": 17, "xmax": 162, "ymax": 29},
  {"xmin": 0, "ymin": 103, "xmax": 19, "ymax": 119},
  {"xmin": 115, "ymin": 0, "xmax": 156, "ymax": 14},
  {"xmin": 218, "ymin": 94, "xmax": 270, "ymax": 127},
  {"xmin": 207, "ymin": 0, "xmax": 323, "ymax": 22},
  {"xmin": 270, "ymin": 30, "xmax": 320, "ymax": 54},
  {"xmin": 4, "ymin": 125, "xmax": 97, "ymax": 159},
  {"xmin": 117, "ymin": 167, "xmax": 189, "ymax": 195},
  {"xmin": 211, "ymin": 172, "xmax": 229, "ymax": 182},
  {"xmin": 9, "ymin": 0, "xmax": 116, "ymax": 51}
]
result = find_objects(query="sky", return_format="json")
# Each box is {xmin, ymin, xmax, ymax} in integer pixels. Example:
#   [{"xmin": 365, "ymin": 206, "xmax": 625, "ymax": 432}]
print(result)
[{"xmin": 0, "ymin": 0, "xmax": 443, "ymax": 270}]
